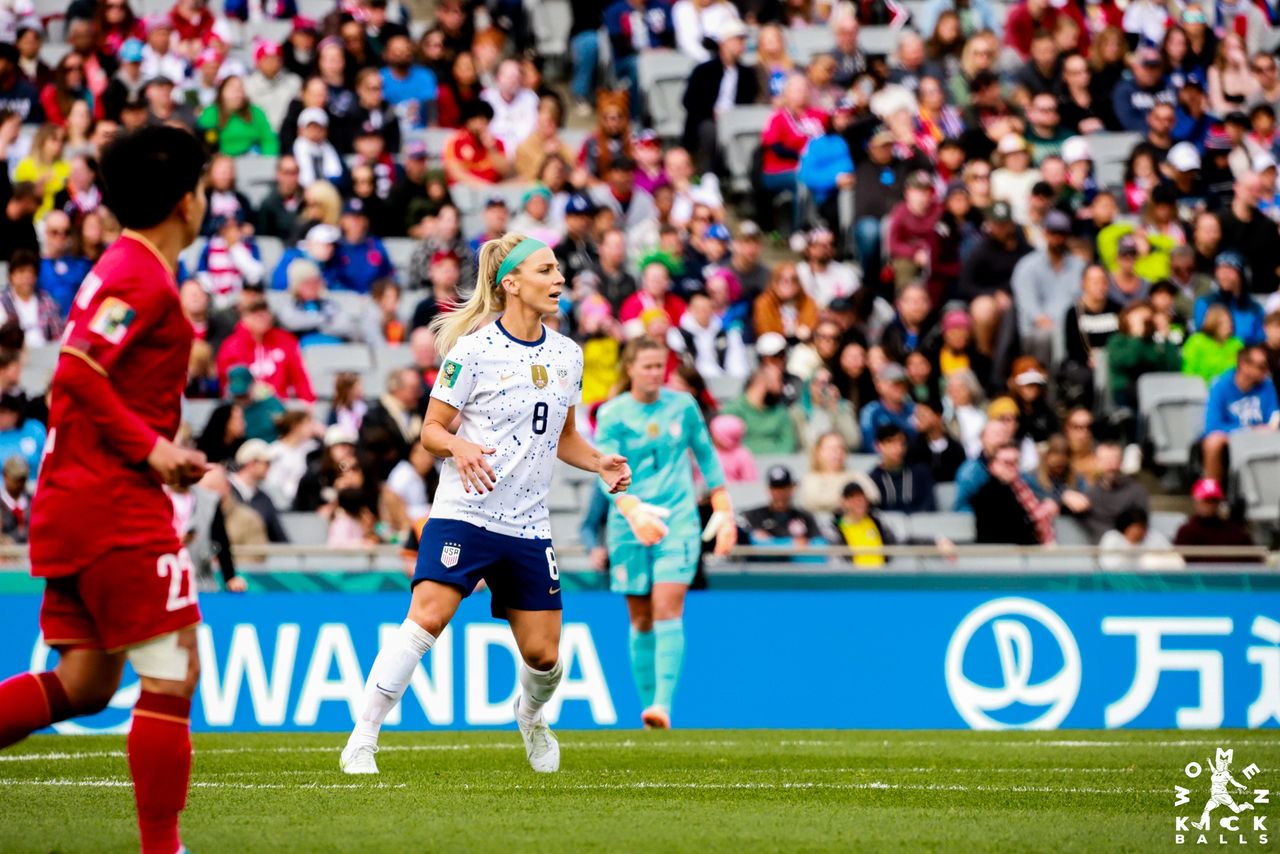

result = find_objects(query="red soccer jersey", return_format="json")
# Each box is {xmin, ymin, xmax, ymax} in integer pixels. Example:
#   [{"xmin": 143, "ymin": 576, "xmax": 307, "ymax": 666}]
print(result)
[{"xmin": 29, "ymin": 231, "xmax": 194, "ymax": 578}]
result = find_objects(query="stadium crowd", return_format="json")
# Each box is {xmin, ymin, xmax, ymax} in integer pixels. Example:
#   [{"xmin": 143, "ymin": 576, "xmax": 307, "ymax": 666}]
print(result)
[{"xmin": 0, "ymin": 0, "xmax": 1277, "ymax": 580}]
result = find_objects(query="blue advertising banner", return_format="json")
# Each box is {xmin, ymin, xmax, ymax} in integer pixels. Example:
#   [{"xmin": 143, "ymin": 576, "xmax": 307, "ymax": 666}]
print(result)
[{"xmin": 0, "ymin": 590, "xmax": 1276, "ymax": 733}]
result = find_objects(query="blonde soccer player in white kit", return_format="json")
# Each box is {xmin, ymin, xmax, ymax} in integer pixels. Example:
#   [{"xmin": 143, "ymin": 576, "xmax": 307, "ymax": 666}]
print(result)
[{"xmin": 340, "ymin": 233, "xmax": 631, "ymax": 774}]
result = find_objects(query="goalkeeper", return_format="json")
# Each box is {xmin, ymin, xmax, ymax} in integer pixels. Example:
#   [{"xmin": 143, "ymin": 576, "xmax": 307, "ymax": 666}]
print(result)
[{"xmin": 594, "ymin": 337, "xmax": 737, "ymax": 729}]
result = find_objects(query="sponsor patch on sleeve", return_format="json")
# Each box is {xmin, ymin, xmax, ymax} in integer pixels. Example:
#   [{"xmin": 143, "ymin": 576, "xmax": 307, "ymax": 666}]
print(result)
[
  {"xmin": 88, "ymin": 297, "xmax": 136, "ymax": 345},
  {"xmin": 440, "ymin": 359, "xmax": 463, "ymax": 388}
]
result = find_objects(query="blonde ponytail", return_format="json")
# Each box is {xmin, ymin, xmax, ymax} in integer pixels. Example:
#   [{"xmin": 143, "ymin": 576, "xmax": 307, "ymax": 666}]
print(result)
[{"xmin": 431, "ymin": 232, "xmax": 529, "ymax": 357}]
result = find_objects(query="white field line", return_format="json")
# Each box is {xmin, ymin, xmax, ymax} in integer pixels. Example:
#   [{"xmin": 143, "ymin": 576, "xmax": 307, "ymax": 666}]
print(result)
[
  {"xmin": 0, "ymin": 777, "xmax": 1162, "ymax": 795},
  {"xmin": 193, "ymin": 766, "xmax": 1136, "ymax": 778}
]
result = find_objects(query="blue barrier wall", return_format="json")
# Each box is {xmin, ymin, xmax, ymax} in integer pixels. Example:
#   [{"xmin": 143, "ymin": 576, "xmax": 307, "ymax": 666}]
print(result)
[{"xmin": 1, "ymin": 590, "xmax": 1277, "ymax": 733}]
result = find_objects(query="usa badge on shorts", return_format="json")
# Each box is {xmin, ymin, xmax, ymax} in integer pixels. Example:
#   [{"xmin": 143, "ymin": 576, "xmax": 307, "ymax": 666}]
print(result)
[
  {"xmin": 441, "ymin": 542, "xmax": 461, "ymax": 568},
  {"xmin": 88, "ymin": 297, "xmax": 136, "ymax": 345}
]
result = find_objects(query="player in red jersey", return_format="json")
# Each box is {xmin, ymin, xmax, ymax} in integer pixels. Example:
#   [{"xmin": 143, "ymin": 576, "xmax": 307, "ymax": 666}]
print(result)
[{"xmin": 0, "ymin": 126, "xmax": 210, "ymax": 854}]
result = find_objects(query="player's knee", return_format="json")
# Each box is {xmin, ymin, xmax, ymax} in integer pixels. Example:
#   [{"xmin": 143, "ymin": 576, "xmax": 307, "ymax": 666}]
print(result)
[
  {"xmin": 630, "ymin": 615, "xmax": 654, "ymax": 632},
  {"xmin": 68, "ymin": 680, "xmax": 119, "ymax": 716},
  {"xmin": 522, "ymin": 648, "xmax": 559, "ymax": 671},
  {"xmin": 406, "ymin": 608, "xmax": 448, "ymax": 638}
]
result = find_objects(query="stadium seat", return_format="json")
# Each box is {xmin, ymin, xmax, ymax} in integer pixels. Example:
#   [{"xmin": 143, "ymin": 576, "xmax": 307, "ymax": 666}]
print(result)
[
  {"xmin": 329, "ymin": 290, "xmax": 370, "ymax": 319},
  {"xmin": 859, "ymin": 26, "xmax": 897, "ymax": 55},
  {"xmin": 549, "ymin": 511, "xmax": 581, "ymax": 545},
  {"xmin": 907, "ymin": 511, "xmax": 975, "ymax": 543},
  {"xmin": 182, "ymin": 398, "xmax": 220, "ymax": 435},
  {"xmin": 548, "ymin": 476, "xmax": 583, "ymax": 512},
  {"xmin": 1054, "ymin": 515, "xmax": 1093, "ymax": 545},
  {"xmin": 236, "ymin": 155, "xmax": 278, "ymax": 190},
  {"xmin": 716, "ymin": 105, "xmax": 773, "ymax": 196},
  {"xmin": 1088, "ymin": 132, "xmax": 1144, "ymax": 165},
  {"xmin": 266, "ymin": 289, "xmax": 292, "ymax": 316},
  {"xmin": 927, "ymin": 481, "xmax": 955, "ymax": 512},
  {"xmin": 847, "ymin": 454, "xmax": 878, "ymax": 473},
  {"xmin": 638, "ymin": 50, "xmax": 696, "ymax": 140},
  {"xmin": 1149, "ymin": 511, "xmax": 1187, "ymax": 541},
  {"xmin": 785, "ymin": 27, "xmax": 836, "ymax": 66},
  {"xmin": 370, "ymin": 344, "xmax": 416, "ymax": 389},
  {"xmin": 20, "ymin": 344, "xmax": 59, "ymax": 395},
  {"xmin": 179, "ymin": 238, "xmax": 205, "ymax": 276},
  {"xmin": 254, "ymin": 18, "xmax": 293, "ymax": 46},
  {"xmin": 560, "ymin": 128, "xmax": 589, "ymax": 159},
  {"xmin": 877, "ymin": 510, "xmax": 909, "ymax": 542},
  {"xmin": 256, "ymin": 236, "xmax": 285, "ymax": 279},
  {"xmin": 726, "ymin": 479, "xmax": 767, "ymax": 511},
  {"xmin": 280, "ymin": 511, "xmax": 329, "ymax": 545},
  {"xmin": 1228, "ymin": 430, "xmax": 1280, "ymax": 522},
  {"xmin": 705, "ymin": 373, "xmax": 745, "ymax": 402},
  {"xmin": 753, "ymin": 453, "xmax": 809, "ymax": 477},
  {"xmin": 528, "ymin": 0, "xmax": 572, "ymax": 60},
  {"xmin": 383, "ymin": 237, "xmax": 417, "ymax": 275},
  {"xmin": 303, "ymin": 343, "xmax": 374, "ymax": 399},
  {"xmin": 1137, "ymin": 373, "xmax": 1207, "ymax": 467}
]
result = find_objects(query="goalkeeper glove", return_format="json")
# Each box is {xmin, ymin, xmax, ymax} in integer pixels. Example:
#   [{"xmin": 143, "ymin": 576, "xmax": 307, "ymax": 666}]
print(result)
[
  {"xmin": 702, "ymin": 489, "xmax": 738, "ymax": 556},
  {"xmin": 616, "ymin": 495, "xmax": 670, "ymax": 546}
]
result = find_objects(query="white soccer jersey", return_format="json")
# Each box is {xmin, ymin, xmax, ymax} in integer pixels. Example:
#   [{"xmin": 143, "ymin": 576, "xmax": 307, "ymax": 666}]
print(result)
[{"xmin": 429, "ymin": 319, "xmax": 583, "ymax": 539}]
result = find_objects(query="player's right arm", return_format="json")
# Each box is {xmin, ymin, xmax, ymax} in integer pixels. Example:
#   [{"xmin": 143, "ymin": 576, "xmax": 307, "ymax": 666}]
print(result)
[{"xmin": 420, "ymin": 397, "xmax": 496, "ymax": 494}]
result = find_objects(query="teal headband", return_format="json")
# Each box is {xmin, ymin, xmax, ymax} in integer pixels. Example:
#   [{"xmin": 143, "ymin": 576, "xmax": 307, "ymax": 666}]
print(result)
[{"xmin": 495, "ymin": 237, "xmax": 549, "ymax": 287}]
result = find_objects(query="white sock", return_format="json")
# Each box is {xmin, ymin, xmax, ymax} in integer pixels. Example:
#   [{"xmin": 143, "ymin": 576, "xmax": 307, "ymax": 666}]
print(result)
[
  {"xmin": 349, "ymin": 619, "xmax": 436, "ymax": 748},
  {"xmin": 517, "ymin": 659, "xmax": 564, "ymax": 726}
]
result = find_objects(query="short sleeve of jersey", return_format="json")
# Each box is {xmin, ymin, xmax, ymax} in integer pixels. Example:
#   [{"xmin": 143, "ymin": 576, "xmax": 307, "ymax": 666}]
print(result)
[
  {"xmin": 62, "ymin": 269, "xmax": 160, "ymax": 376},
  {"xmin": 569, "ymin": 342, "xmax": 584, "ymax": 407},
  {"xmin": 431, "ymin": 337, "xmax": 480, "ymax": 410}
]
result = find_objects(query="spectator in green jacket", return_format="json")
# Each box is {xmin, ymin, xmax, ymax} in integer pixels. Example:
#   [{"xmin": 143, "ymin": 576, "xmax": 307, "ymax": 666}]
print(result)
[
  {"xmin": 1182, "ymin": 304, "xmax": 1244, "ymax": 386},
  {"xmin": 1107, "ymin": 300, "xmax": 1182, "ymax": 413},
  {"xmin": 198, "ymin": 75, "xmax": 280, "ymax": 157},
  {"xmin": 721, "ymin": 363, "xmax": 800, "ymax": 454}
]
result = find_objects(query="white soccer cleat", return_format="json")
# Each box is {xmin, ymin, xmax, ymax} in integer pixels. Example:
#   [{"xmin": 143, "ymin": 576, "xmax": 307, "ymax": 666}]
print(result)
[
  {"xmin": 514, "ymin": 696, "xmax": 560, "ymax": 773},
  {"xmin": 340, "ymin": 742, "xmax": 379, "ymax": 775}
]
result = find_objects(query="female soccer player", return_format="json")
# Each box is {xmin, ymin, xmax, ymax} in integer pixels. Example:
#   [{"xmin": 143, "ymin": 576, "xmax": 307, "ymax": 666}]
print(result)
[
  {"xmin": 595, "ymin": 337, "xmax": 737, "ymax": 728},
  {"xmin": 341, "ymin": 233, "xmax": 630, "ymax": 775}
]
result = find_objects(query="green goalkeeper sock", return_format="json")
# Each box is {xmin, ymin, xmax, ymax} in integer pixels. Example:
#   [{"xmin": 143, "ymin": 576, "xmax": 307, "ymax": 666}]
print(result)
[
  {"xmin": 652, "ymin": 618, "xmax": 685, "ymax": 714},
  {"xmin": 629, "ymin": 626, "xmax": 656, "ymax": 709}
]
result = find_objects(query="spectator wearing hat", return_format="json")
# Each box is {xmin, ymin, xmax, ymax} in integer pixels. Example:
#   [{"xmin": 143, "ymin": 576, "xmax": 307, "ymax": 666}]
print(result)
[
  {"xmin": 753, "ymin": 331, "xmax": 803, "ymax": 406},
  {"xmin": 1201, "ymin": 344, "xmax": 1280, "ymax": 484},
  {"xmin": 382, "ymin": 141, "xmax": 432, "ymax": 238},
  {"xmin": 1, "ymin": 249, "xmax": 62, "ymax": 347},
  {"xmin": 196, "ymin": 211, "xmax": 264, "ymax": 311},
  {"xmin": 37, "ymin": 209, "xmax": 91, "ymax": 317},
  {"xmin": 138, "ymin": 15, "xmax": 184, "ymax": 88},
  {"xmin": 334, "ymin": 202, "xmax": 394, "ymax": 295},
  {"xmin": 727, "ymin": 222, "xmax": 769, "ymax": 304},
  {"xmin": 0, "ymin": 454, "xmax": 29, "ymax": 544},
  {"xmin": 508, "ymin": 184, "xmax": 558, "ymax": 239},
  {"xmin": 971, "ymin": 442, "xmax": 1056, "ymax": 545},
  {"xmin": 742, "ymin": 464, "xmax": 823, "ymax": 551},
  {"xmin": 216, "ymin": 295, "xmax": 316, "ymax": 404},
  {"xmin": 886, "ymin": 171, "xmax": 949, "ymax": 299},
  {"xmin": 1112, "ymin": 47, "xmax": 1177, "ymax": 132},
  {"xmin": 293, "ymin": 106, "xmax": 345, "ymax": 188},
  {"xmin": 1173, "ymin": 478, "xmax": 1259, "ymax": 562},
  {"xmin": 140, "ymin": 73, "xmax": 193, "ymax": 129},
  {"xmin": 1221, "ymin": 171, "xmax": 1280, "ymax": 294},
  {"xmin": 1172, "ymin": 77, "xmax": 1216, "ymax": 151},
  {"xmin": 102, "ymin": 37, "xmax": 146, "ymax": 122},
  {"xmin": 991, "ymin": 134, "xmax": 1042, "ymax": 226},
  {"xmin": 1163, "ymin": 142, "xmax": 1211, "ymax": 213},
  {"xmin": 858, "ymin": 363, "xmax": 917, "ymax": 452},
  {"xmin": 1195, "ymin": 250, "xmax": 1265, "ymax": 345},
  {"xmin": 852, "ymin": 126, "xmax": 918, "ymax": 280},
  {"xmin": 792, "ymin": 365, "xmax": 860, "ymax": 450},
  {"xmin": 443, "ymin": 100, "xmax": 511, "ymax": 186},
  {"xmin": 927, "ymin": 308, "xmax": 993, "ymax": 389},
  {"xmin": 230, "ymin": 439, "xmax": 289, "ymax": 544},
  {"xmin": 244, "ymin": 39, "xmax": 300, "ymax": 130},
  {"xmin": 1007, "ymin": 355, "xmax": 1058, "ymax": 445},
  {"xmin": 958, "ymin": 200, "xmax": 1032, "ymax": 356},
  {"xmin": 272, "ymin": 222, "xmax": 343, "ymax": 291},
  {"xmin": 1011, "ymin": 208, "xmax": 1085, "ymax": 365},
  {"xmin": 681, "ymin": 19, "xmax": 759, "ymax": 175},
  {"xmin": 721, "ymin": 364, "xmax": 799, "ymax": 454}
]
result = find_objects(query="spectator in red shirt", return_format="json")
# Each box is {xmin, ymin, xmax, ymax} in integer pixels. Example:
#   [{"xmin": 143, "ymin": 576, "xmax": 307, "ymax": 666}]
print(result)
[
  {"xmin": 761, "ymin": 73, "xmax": 828, "ymax": 229},
  {"xmin": 169, "ymin": 0, "xmax": 215, "ymax": 48},
  {"xmin": 620, "ymin": 260, "xmax": 687, "ymax": 337},
  {"xmin": 1004, "ymin": 0, "xmax": 1088, "ymax": 59},
  {"xmin": 886, "ymin": 170, "xmax": 950, "ymax": 302},
  {"xmin": 442, "ymin": 100, "xmax": 511, "ymax": 186},
  {"xmin": 215, "ymin": 294, "xmax": 316, "ymax": 402}
]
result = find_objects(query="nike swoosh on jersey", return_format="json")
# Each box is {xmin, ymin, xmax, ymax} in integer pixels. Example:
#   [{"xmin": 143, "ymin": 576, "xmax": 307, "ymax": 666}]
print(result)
[
  {"xmin": 548, "ymin": 587, "xmax": 560, "ymax": 594},
  {"xmin": 499, "ymin": 372, "xmax": 515, "ymax": 380}
]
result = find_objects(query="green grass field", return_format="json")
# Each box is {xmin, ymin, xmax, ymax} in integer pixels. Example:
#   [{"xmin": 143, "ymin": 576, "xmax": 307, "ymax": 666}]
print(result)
[{"xmin": 2, "ymin": 729, "xmax": 1276, "ymax": 853}]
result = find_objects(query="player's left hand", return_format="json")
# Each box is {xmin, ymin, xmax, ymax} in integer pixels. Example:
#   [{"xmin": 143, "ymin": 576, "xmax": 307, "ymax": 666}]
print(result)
[
  {"xmin": 598, "ymin": 454, "xmax": 631, "ymax": 494},
  {"xmin": 225, "ymin": 576, "xmax": 248, "ymax": 593},
  {"xmin": 702, "ymin": 489, "xmax": 738, "ymax": 557}
]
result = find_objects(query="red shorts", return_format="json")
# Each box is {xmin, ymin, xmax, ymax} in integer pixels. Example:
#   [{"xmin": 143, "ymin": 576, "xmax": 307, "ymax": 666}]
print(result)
[{"xmin": 40, "ymin": 547, "xmax": 202, "ymax": 652}]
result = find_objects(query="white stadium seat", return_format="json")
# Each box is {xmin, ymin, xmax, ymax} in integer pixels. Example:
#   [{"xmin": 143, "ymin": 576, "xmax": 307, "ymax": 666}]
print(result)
[
  {"xmin": 303, "ymin": 343, "xmax": 374, "ymax": 400},
  {"xmin": 716, "ymin": 105, "xmax": 773, "ymax": 196},
  {"xmin": 1137, "ymin": 373, "xmax": 1207, "ymax": 467},
  {"xmin": 785, "ymin": 26, "xmax": 835, "ymax": 67},
  {"xmin": 907, "ymin": 512, "xmax": 976, "ymax": 544},
  {"xmin": 1228, "ymin": 430, "xmax": 1280, "ymax": 522},
  {"xmin": 638, "ymin": 50, "xmax": 696, "ymax": 140},
  {"xmin": 280, "ymin": 511, "xmax": 330, "ymax": 545}
]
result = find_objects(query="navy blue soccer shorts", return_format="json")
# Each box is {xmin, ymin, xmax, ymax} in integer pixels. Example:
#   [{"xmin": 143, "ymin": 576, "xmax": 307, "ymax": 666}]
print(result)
[{"xmin": 413, "ymin": 518, "xmax": 562, "ymax": 620}]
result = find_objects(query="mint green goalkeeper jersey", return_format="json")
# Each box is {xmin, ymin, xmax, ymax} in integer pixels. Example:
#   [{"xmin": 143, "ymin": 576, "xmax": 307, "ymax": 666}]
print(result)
[{"xmin": 595, "ymin": 389, "xmax": 726, "ymax": 543}]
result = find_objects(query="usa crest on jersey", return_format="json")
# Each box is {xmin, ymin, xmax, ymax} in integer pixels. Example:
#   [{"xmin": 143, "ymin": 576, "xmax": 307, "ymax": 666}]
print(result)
[{"xmin": 441, "ymin": 542, "xmax": 461, "ymax": 568}]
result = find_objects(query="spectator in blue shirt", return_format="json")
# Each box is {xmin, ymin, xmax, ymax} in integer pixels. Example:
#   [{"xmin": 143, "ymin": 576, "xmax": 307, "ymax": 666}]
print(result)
[
  {"xmin": 858, "ymin": 363, "xmax": 916, "ymax": 451},
  {"xmin": 1194, "ymin": 251, "xmax": 1265, "ymax": 345},
  {"xmin": 0, "ymin": 393, "xmax": 44, "ymax": 477},
  {"xmin": 605, "ymin": 0, "xmax": 674, "ymax": 118},
  {"xmin": 868, "ymin": 424, "xmax": 937, "ymax": 514},
  {"xmin": 272, "ymin": 223, "xmax": 344, "ymax": 291},
  {"xmin": 37, "ymin": 209, "xmax": 91, "ymax": 317},
  {"xmin": 1201, "ymin": 344, "xmax": 1280, "ymax": 485},
  {"xmin": 798, "ymin": 100, "xmax": 855, "ymax": 229},
  {"xmin": 334, "ymin": 202, "xmax": 395, "ymax": 294},
  {"xmin": 380, "ymin": 34, "xmax": 437, "ymax": 130}
]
